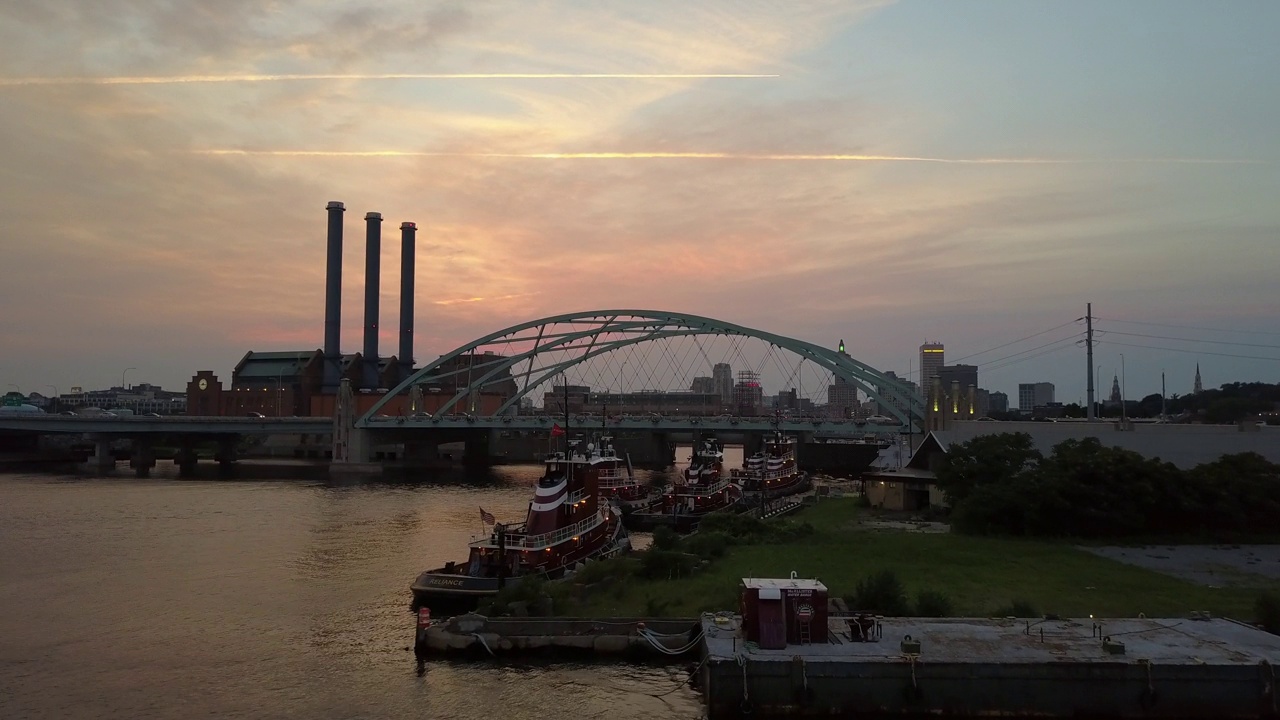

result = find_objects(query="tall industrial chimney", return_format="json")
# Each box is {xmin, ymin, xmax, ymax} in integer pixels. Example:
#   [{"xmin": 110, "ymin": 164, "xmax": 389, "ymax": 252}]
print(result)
[
  {"xmin": 323, "ymin": 201, "xmax": 345, "ymax": 388},
  {"xmin": 399, "ymin": 221, "xmax": 416, "ymax": 381},
  {"xmin": 363, "ymin": 212, "xmax": 382, "ymax": 388}
]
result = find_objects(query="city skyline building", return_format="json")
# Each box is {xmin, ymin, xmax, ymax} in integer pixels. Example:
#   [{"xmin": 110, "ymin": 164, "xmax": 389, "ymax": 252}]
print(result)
[
  {"xmin": 919, "ymin": 342, "xmax": 944, "ymax": 400},
  {"xmin": 712, "ymin": 362, "xmax": 733, "ymax": 407},
  {"xmin": 827, "ymin": 338, "xmax": 858, "ymax": 418},
  {"xmin": 988, "ymin": 390, "xmax": 1008, "ymax": 414},
  {"xmin": 1018, "ymin": 382, "xmax": 1056, "ymax": 412},
  {"xmin": 734, "ymin": 370, "xmax": 763, "ymax": 416}
]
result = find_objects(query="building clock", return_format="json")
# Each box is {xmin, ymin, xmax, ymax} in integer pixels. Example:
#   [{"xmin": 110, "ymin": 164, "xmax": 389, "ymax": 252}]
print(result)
[{"xmin": 198, "ymin": 378, "xmax": 208, "ymax": 390}]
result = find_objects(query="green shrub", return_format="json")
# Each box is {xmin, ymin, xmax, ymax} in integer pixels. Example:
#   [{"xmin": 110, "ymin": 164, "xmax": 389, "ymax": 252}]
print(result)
[
  {"xmin": 571, "ymin": 556, "xmax": 637, "ymax": 585},
  {"xmin": 651, "ymin": 526, "xmax": 681, "ymax": 551},
  {"xmin": 848, "ymin": 569, "xmax": 910, "ymax": 616},
  {"xmin": 683, "ymin": 531, "xmax": 730, "ymax": 560},
  {"xmin": 644, "ymin": 596, "xmax": 674, "ymax": 617},
  {"xmin": 914, "ymin": 589, "xmax": 954, "ymax": 617},
  {"xmin": 639, "ymin": 549, "xmax": 699, "ymax": 580},
  {"xmin": 991, "ymin": 599, "xmax": 1038, "ymax": 618},
  {"xmin": 1256, "ymin": 591, "xmax": 1280, "ymax": 635}
]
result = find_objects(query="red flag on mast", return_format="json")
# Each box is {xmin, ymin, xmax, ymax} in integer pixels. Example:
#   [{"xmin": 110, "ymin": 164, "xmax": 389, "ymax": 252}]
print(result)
[{"xmin": 551, "ymin": 424, "xmax": 565, "ymax": 437}]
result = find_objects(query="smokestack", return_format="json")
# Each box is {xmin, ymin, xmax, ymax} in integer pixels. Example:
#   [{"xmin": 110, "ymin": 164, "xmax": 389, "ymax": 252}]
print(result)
[
  {"xmin": 324, "ymin": 201, "xmax": 345, "ymax": 388},
  {"xmin": 363, "ymin": 212, "xmax": 382, "ymax": 388},
  {"xmin": 399, "ymin": 222, "xmax": 416, "ymax": 381}
]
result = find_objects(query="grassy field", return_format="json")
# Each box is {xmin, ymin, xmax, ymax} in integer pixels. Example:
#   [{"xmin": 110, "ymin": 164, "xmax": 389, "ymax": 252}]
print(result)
[{"xmin": 573, "ymin": 498, "xmax": 1280, "ymax": 620}]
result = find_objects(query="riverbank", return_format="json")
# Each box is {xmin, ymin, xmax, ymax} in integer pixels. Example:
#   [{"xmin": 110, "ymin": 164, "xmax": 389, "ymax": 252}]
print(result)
[{"xmin": 565, "ymin": 498, "xmax": 1280, "ymax": 621}]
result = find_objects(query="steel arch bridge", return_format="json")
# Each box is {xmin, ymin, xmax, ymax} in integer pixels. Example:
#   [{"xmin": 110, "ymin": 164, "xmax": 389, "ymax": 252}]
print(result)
[{"xmin": 357, "ymin": 310, "xmax": 924, "ymax": 429}]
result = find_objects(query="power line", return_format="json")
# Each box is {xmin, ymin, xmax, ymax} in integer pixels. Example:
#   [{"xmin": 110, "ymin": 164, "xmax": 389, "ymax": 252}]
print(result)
[
  {"xmin": 1095, "ymin": 316, "xmax": 1280, "ymax": 338},
  {"xmin": 977, "ymin": 340, "xmax": 1080, "ymax": 376},
  {"xmin": 976, "ymin": 332, "xmax": 1085, "ymax": 369},
  {"xmin": 1099, "ymin": 340, "xmax": 1280, "ymax": 363},
  {"xmin": 1098, "ymin": 329, "xmax": 1280, "ymax": 350},
  {"xmin": 950, "ymin": 320, "xmax": 1082, "ymax": 363}
]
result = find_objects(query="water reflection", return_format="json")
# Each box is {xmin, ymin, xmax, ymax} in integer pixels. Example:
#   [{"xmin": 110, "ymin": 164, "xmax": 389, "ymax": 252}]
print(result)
[{"xmin": 0, "ymin": 470, "xmax": 705, "ymax": 720}]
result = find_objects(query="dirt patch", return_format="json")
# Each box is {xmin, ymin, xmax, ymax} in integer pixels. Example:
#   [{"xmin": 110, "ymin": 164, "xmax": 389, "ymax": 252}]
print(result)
[{"xmin": 1081, "ymin": 545, "xmax": 1280, "ymax": 587}]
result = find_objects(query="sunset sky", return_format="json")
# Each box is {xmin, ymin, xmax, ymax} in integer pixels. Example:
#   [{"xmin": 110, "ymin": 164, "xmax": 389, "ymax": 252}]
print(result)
[{"xmin": 1, "ymin": 0, "xmax": 1277, "ymax": 403}]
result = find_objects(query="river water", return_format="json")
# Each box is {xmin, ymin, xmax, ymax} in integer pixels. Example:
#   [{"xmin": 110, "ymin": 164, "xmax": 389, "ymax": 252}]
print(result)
[{"xmin": 0, "ymin": 453, "xmax": 734, "ymax": 720}]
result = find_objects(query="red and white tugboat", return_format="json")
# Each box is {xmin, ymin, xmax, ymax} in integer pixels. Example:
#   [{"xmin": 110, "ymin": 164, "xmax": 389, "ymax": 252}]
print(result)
[
  {"xmin": 411, "ymin": 435, "xmax": 631, "ymax": 611},
  {"xmin": 624, "ymin": 436, "xmax": 743, "ymax": 532},
  {"xmin": 593, "ymin": 434, "xmax": 660, "ymax": 511},
  {"xmin": 739, "ymin": 432, "xmax": 810, "ymax": 499}
]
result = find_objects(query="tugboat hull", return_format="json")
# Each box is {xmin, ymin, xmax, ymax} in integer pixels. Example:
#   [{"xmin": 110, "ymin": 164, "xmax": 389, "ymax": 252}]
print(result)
[{"xmin": 411, "ymin": 570, "xmax": 505, "ymax": 611}]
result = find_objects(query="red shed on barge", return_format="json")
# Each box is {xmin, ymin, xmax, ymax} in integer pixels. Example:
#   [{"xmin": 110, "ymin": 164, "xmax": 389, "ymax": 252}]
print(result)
[{"xmin": 739, "ymin": 574, "xmax": 829, "ymax": 649}]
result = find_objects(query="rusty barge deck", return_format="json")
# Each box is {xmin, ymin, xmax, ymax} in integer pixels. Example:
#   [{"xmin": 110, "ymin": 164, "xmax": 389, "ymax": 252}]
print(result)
[{"xmin": 701, "ymin": 614, "xmax": 1280, "ymax": 719}]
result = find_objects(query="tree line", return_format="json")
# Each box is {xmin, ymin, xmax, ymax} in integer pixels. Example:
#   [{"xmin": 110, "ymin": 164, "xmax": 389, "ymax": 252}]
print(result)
[{"xmin": 935, "ymin": 433, "xmax": 1280, "ymax": 539}]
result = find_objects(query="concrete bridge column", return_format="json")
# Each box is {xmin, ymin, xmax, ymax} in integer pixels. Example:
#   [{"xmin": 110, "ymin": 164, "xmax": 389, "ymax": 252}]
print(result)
[
  {"xmin": 328, "ymin": 428, "xmax": 382, "ymax": 481},
  {"xmin": 462, "ymin": 429, "xmax": 494, "ymax": 466},
  {"xmin": 83, "ymin": 436, "xmax": 115, "ymax": 475},
  {"xmin": 214, "ymin": 435, "xmax": 238, "ymax": 478},
  {"xmin": 175, "ymin": 438, "xmax": 198, "ymax": 478},
  {"xmin": 129, "ymin": 438, "xmax": 156, "ymax": 478},
  {"xmin": 652, "ymin": 431, "xmax": 675, "ymax": 467}
]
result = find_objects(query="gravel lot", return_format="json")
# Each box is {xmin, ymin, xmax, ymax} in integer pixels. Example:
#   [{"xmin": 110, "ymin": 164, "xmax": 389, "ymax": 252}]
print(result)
[{"xmin": 1081, "ymin": 545, "xmax": 1280, "ymax": 587}]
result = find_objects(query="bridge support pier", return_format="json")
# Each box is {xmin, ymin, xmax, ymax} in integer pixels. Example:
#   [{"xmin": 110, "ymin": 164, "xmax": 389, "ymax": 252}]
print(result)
[
  {"xmin": 462, "ymin": 429, "xmax": 493, "ymax": 466},
  {"xmin": 129, "ymin": 438, "xmax": 156, "ymax": 478},
  {"xmin": 175, "ymin": 438, "xmax": 198, "ymax": 477},
  {"xmin": 82, "ymin": 436, "xmax": 115, "ymax": 475},
  {"xmin": 214, "ymin": 436, "xmax": 238, "ymax": 478},
  {"xmin": 328, "ymin": 428, "xmax": 381, "ymax": 480}
]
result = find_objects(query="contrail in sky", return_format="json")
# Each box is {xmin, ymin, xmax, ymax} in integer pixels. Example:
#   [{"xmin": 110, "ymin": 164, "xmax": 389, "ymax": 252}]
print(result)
[
  {"xmin": 0, "ymin": 73, "xmax": 777, "ymax": 87},
  {"xmin": 191, "ymin": 150, "xmax": 1263, "ymax": 165},
  {"xmin": 434, "ymin": 292, "xmax": 540, "ymax": 306}
]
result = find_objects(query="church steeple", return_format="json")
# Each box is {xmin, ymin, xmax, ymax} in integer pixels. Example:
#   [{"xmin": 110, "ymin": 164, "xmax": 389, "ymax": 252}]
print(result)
[
  {"xmin": 1194, "ymin": 363, "xmax": 1203, "ymax": 394},
  {"xmin": 1109, "ymin": 374, "xmax": 1122, "ymax": 404}
]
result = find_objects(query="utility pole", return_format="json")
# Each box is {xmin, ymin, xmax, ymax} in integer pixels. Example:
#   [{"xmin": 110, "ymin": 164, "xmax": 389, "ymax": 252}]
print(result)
[
  {"xmin": 1161, "ymin": 370, "xmax": 1167, "ymax": 420},
  {"xmin": 1085, "ymin": 303, "xmax": 1095, "ymax": 420}
]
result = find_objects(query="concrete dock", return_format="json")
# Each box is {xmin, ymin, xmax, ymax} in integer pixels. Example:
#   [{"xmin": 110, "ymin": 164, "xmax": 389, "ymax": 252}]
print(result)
[
  {"xmin": 701, "ymin": 614, "xmax": 1280, "ymax": 719},
  {"xmin": 418, "ymin": 613, "xmax": 701, "ymax": 658}
]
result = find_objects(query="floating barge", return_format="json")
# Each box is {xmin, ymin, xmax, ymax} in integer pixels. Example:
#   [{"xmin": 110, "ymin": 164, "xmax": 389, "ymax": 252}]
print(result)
[
  {"xmin": 701, "ymin": 576, "xmax": 1280, "ymax": 719},
  {"xmin": 417, "ymin": 613, "xmax": 701, "ymax": 659}
]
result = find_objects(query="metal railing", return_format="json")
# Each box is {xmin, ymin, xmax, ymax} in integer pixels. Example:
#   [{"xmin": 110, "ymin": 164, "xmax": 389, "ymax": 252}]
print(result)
[
  {"xmin": 473, "ymin": 508, "xmax": 609, "ymax": 551},
  {"xmin": 597, "ymin": 468, "xmax": 636, "ymax": 488}
]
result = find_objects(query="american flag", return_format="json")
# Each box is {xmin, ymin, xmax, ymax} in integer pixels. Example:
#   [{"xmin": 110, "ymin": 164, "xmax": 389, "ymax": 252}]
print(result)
[{"xmin": 479, "ymin": 507, "xmax": 496, "ymax": 525}]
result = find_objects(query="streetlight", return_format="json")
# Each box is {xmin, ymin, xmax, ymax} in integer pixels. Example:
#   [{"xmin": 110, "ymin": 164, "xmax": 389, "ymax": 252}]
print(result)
[
  {"xmin": 46, "ymin": 385, "xmax": 59, "ymax": 414},
  {"xmin": 122, "ymin": 367, "xmax": 136, "ymax": 391},
  {"xmin": 276, "ymin": 369, "xmax": 285, "ymax": 417}
]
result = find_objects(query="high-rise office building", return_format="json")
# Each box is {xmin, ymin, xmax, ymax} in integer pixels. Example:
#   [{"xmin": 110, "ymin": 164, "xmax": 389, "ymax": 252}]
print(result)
[
  {"xmin": 988, "ymin": 391, "xmax": 1009, "ymax": 413},
  {"xmin": 919, "ymin": 342, "xmax": 944, "ymax": 399},
  {"xmin": 827, "ymin": 339, "xmax": 858, "ymax": 417},
  {"xmin": 876, "ymin": 370, "xmax": 918, "ymax": 419},
  {"xmin": 712, "ymin": 363, "xmax": 733, "ymax": 407},
  {"xmin": 690, "ymin": 377, "xmax": 715, "ymax": 394},
  {"xmin": 1018, "ymin": 382, "xmax": 1055, "ymax": 412}
]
